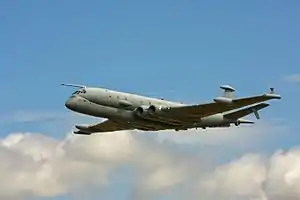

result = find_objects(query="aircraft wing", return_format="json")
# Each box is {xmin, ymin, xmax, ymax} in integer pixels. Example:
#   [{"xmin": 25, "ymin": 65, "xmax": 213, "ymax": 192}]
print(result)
[
  {"xmin": 74, "ymin": 120, "xmax": 132, "ymax": 135},
  {"xmin": 158, "ymin": 92, "xmax": 281, "ymax": 120}
]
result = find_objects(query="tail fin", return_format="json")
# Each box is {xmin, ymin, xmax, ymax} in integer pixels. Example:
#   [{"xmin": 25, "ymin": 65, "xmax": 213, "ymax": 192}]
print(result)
[
  {"xmin": 224, "ymin": 103, "xmax": 269, "ymax": 120},
  {"xmin": 220, "ymin": 85, "xmax": 235, "ymax": 99}
]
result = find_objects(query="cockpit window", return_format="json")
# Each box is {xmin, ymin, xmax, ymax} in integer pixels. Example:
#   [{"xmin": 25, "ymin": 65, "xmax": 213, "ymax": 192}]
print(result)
[
  {"xmin": 72, "ymin": 91, "xmax": 80, "ymax": 95},
  {"xmin": 72, "ymin": 89, "xmax": 86, "ymax": 95}
]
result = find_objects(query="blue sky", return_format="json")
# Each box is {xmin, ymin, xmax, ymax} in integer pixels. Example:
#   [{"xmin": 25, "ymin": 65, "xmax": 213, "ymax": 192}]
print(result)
[{"xmin": 0, "ymin": 1, "xmax": 300, "ymax": 200}]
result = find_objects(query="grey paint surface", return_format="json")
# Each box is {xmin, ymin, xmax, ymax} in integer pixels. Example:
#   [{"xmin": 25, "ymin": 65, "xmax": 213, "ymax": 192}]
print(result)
[{"xmin": 63, "ymin": 84, "xmax": 281, "ymax": 134}]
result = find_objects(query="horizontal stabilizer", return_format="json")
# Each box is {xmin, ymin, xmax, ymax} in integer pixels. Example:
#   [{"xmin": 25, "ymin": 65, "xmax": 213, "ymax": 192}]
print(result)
[{"xmin": 224, "ymin": 103, "xmax": 269, "ymax": 120}]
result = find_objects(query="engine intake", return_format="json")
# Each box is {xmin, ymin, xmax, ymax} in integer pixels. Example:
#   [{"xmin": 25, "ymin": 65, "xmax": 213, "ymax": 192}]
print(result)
[
  {"xmin": 148, "ymin": 105, "xmax": 165, "ymax": 115},
  {"xmin": 135, "ymin": 105, "xmax": 181, "ymax": 125},
  {"xmin": 148, "ymin": 105, "xmax": 156, "ymax": 114},
  {"xmin": 134, "ymin": 105, "xmax": 149, "ymax": 115}
]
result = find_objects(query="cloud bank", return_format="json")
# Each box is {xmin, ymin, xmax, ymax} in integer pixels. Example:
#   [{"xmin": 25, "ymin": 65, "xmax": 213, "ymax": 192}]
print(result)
[{"xmin": 0, "ymin": 122, "xmax": 299, "ymax": 200}]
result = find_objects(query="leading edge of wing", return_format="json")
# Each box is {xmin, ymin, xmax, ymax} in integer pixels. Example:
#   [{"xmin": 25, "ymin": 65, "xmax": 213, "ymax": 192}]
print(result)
[{"xmin": 160, "ymin": 92, "xmax": 281, "ymax": 119}]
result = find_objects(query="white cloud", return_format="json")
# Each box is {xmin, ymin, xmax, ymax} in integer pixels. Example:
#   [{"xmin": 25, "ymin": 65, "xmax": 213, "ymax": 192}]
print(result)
[
  {"xmin": 285, "ymin": 74, "xmax": 300, "ymax": 83},
  {"xmin": 196, "ymin": 147, "xmax": 300, "ymax": 200},
  {"xmin": 0, "ymin": 120, "xmax": 299, "ymax": 200},
  {"xmin": 198, "ymin": 154, "xmax": 267, "ymax": 199},
  {"xmin": 0, "ymin": 132, "xmax": 113, "ymax": 199}
]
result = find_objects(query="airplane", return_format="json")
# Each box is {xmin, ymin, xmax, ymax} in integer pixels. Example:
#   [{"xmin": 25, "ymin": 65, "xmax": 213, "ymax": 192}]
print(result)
[{"xmin": 62, "ymin": 83, "xmax": 281, "ymax": 135}]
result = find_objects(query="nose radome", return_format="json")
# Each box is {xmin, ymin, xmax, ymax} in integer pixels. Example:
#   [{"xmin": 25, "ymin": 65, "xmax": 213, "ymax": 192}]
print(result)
[{"xmin": 65, "ymin": 98, "xmax": 73, "ymax": 109}]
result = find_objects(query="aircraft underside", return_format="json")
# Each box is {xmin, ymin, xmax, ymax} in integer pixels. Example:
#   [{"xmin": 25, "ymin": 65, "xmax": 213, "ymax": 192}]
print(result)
[
  {"xmin": 127, "ymin": 105, "xmax": 237, "ymax": 131},
  {"xmin": 65, "ymin": 95, "xmax": 231, "ymax": 131},
  {"xmin": 112, "ymin": 107, "xmax": 234, "ymax": 132}
]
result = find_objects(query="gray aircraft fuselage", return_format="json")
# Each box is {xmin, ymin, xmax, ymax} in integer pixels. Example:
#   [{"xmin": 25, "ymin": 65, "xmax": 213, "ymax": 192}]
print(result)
[{"xmin": 64, "ymin": 87, "xmax": 236, "ymax": 131}]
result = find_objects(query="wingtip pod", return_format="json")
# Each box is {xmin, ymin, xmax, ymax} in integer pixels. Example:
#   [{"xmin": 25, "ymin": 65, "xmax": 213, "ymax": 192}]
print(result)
[
  {"xmin": 73, "ymin": 130, "xmax": 91, "ymax": 135},
  {"xmin": 74, "ymin": 125, "xmax": 93, "ymax": 135},
  {"xmin": 237, "ymin": 119, "xmax": 255, "ymax": 124},
  {"xmin": 264, "ymin": 93, "xmax": 281, "ymax": 99},
  {"xmin": 264, "ymin": 87, "xmax": 281, "ymax": 99},
  {"xmin": 75, "ymin": 124, "xmax": 91, "ymax": 130}
]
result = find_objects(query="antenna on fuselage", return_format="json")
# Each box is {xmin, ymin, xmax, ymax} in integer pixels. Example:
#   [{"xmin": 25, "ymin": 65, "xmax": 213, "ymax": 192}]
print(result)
[
  {"xmin": 61, "ymin": 83, "xmax": 88, "ymax": 93},
  {"xmin": 220, "ymin": 85, "xmax": 235, "ymax": 99}
]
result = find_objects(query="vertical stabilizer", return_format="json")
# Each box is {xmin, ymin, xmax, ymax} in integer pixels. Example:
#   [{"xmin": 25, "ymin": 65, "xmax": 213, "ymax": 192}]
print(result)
[{"xmin": 220, "ymin": 85, "xmax": 235, "ymax": 99}]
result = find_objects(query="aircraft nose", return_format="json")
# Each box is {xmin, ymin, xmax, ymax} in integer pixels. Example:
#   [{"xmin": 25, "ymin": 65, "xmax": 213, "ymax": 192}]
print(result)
[{"xmin": 65, "ymin": 97, "xmax": 75, "ymax": 110}]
